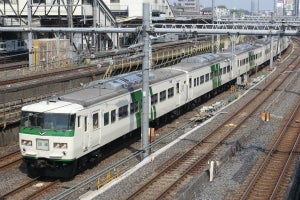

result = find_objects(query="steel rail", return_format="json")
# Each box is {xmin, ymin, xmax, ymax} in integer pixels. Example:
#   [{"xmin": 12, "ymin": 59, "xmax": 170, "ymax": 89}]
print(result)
[{"xmin": 240, "ymin": 101, "xmax": 300, "ymax": 200}]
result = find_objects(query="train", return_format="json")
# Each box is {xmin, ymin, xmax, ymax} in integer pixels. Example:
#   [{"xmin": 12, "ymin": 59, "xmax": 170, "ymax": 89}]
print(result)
[
  {"xmin": 19, "ymin": 36, "xmax": 290, "ymax": 178},
  {"xmin": 0, "ymin": 39, "xmax": 27, "ymax": 54}
]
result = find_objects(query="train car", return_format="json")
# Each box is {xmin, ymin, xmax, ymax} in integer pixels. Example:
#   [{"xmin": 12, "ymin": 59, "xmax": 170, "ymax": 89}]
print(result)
[
  {"xmin": 19, "ymin": 36, "xmax": 290, "ymax": 178},
  {"xmin": 0, "ymin": 39, "xmax": 27, "ymax": 54}
]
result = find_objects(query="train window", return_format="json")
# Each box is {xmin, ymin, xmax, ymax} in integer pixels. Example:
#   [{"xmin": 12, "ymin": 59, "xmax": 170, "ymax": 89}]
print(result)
[
  {"xmin": 168, "ymin": 87, "xmax": 174, "ymax": 98},
  {"xmin": 246, "ymin": 58, "xmax": 249, "ymax": 63},
  {"xmin": 84, "ymin": 116, "xmax": 87, "ymax": 132},
  {"xmin": 205, "ymin": 74, "xmax": 209, "ymax": 82},
  {"xmin": 223, "ymin": 67, "xmax": 226, "ymax": 74},
  {"xmin": 210, "ymin": 72, "xmax": 213, "ymax": 80},
  {"xmin": 219, "ymin": 68, "xmax": 222, "ymax": 75},
  {"xmin": 119, "ymin": 105, "xmax": 128, "ymax": 119},
  {"xmin": 227, "ymin": 66, "xmax": 230, "ymax": 73},
  {"xmin": 160, "ymin": 90, "xmax": 166, "ymax": 102},
  {"xmin": 200, "ymin": 75, "xmax": 204, "ymax": 84},
  {"xmin": 77, "ymin": 116, "xmax": 80, "ymax": 128},
  {"xmin": 197, "ymin": 77, "xmax": 199, "ymax": 86},
  {"xmin": 130, "ymin": 101, "xmax": 139, "ymax": 114},
  {"xmin": 176, "ymin": 83, "xmax": 180, "ymax": 93},
  {"xmin": 33, "ymin": 0, "xmax": 45, "ymax": 3},
  {"xmin": 111, "ymin": 110, "xmax": 116, "ymax": 123},
  {"xmin": 189, "ymin": 78, "xmax": 192, "ymax": 88},
  {"xmin": 194, "ymin": 78, "xmax": 196, "ymax": 87},
  {"xmin": 93, "ymin": 113, "xmax": 99, "ymax": 130},
  {"xmin": 104, "ymin": 112, "xmax": 109, "ymax": 126},
  {"xmin": 151, "ymin": 93, "xmax": 158, "ymax": 105}
]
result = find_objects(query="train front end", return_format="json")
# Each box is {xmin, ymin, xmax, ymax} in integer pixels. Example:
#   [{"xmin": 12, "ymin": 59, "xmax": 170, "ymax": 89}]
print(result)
[{"xmin": 19, "ymin": 100, "xmax": 83, "ymax": 178}]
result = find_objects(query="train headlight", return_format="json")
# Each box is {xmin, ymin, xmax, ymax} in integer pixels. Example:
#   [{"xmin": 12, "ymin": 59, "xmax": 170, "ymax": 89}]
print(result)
[
  {"xmin": 21, "ymin": 139, "xmax": 32, "ymax": 146},
  {"xmin": 53, "ymin": 143, "xmax": 68, "ymax": 149}
]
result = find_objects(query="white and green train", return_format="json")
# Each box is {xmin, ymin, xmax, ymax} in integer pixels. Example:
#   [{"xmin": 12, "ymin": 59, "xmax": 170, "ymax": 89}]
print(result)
[{"xmin": 19, "ymin": 37, "xmax": 290, "ymax": 178}]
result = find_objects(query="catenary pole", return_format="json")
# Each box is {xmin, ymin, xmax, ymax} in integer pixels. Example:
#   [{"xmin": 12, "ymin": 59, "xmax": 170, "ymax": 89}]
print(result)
[
  {"xmin": 27, "ymin": 0, "xmax": 33, "ymax": 68},
  {"xmin": 141, "ymin": 1, "xmax": 151, "ymax": 160}
]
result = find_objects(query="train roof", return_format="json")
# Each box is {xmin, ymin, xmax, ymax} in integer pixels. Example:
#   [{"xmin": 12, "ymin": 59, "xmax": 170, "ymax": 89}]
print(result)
[
  {"xmin": 58, "ymin": 53, "xmax": 228, "ymax": 107},
  {"xmin": 22, "ymin": 100, "xmax": 83, "ymax": 114}
]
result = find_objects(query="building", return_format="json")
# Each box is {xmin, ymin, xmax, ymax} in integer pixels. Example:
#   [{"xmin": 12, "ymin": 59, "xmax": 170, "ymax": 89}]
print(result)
[
  {"xmin": 251, "ymin": 0, "xmax": 259, "ymax": 15},
  {"xmin": 102, "ymin": 0, "xmax": 174, "ymax": 18},
  {"xmin": 177, "ymin": 0, "xmax": 200, "ymax": 12},
  {"xmin": 275, "ymin": 0, "xmax": 300, "ymax": 16}
]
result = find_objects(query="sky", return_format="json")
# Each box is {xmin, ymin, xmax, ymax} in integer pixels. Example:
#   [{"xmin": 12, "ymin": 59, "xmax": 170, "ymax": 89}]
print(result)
[{"xmin": 169, "ymin": 0, "xmax": 275, "ymax": 11}]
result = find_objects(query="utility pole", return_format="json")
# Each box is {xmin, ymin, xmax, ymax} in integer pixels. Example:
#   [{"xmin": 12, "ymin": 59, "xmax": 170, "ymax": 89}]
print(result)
[
  {"xmin": 27, "ymin": 0, "xmax": 33, "ymax": 68},
  {"xmin": 141, "ymin": 1, "xmax": 151, "ymax": 160},
  {"xmin": 211, "ymin": 0, "xmax": 215, "ymax": 53}
]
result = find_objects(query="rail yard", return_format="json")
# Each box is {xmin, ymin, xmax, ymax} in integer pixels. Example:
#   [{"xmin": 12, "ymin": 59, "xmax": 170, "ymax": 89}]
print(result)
[
  {"xmin": 0, "ymin": 34, "xmax": 299, "ymax": 200},
  {"xmin": 1, "ymin": 0, "xmax": 300, "ymax": 198}
]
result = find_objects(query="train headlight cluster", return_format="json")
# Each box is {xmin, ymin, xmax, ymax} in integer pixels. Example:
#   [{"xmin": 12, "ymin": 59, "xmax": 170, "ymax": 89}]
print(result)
[
  {"xmin": 21, "ymin": 139, "xmax": 32, "ymax": 146},
  {"xmin": 54, "ymin": 143, "xmax": 68, "ymax": 149}
]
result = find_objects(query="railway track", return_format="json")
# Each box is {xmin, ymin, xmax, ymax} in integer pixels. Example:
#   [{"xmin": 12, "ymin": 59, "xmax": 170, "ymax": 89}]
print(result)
[
  {"xmin": 1, "ymin": 177, "xmax": 59, "ymax": 200},
  {"xmin": 126, "ymin": 43, "xmax": 300, "ymax": 200},
  {"xmin": 237, "ymin": 99, "xmax": 300, "ymax": 200},
  {"xmin": 0, "ymin": 61, "xmax": 28, "ymax": 72},
  {"xmin": 0, "ymin": 151, "xmax": 22, "ymax": 172}
]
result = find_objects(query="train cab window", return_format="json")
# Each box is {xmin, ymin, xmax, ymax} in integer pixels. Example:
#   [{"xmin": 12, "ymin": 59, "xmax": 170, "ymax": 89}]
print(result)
[
  {"xmin": 200, "ymin": 75, "xmax": 204, "ymax": 84},
  {"xmin": 130, "ymin": 101, "xmax": 139, "ymax": 114},
  {"xmin": 223, "ymin": 67, "xmax": 226, "ymax": 74},
  {"xmin": 176, "ymin": 83, "xmax": 180, "ymax": 93},
  {"xmin": 84, "ymin": 116, "xmax": 87, "ymax": 132},
  {"xmin": 93, "ymin": 113, "xmax": 99, "ymax": 130},
  {"xmin": 151, "ymin": 93, "xmax": 158, "ymax": 105},
  {"xmin": 111, "ymin": 110, "xmax": 116, "ymax": 123},
  {"xmin": 205, "ymin": 74, "xmax": 209, "ymax": 82},
  {"xmin": 189, "ymin": 78, "xmax": 192, "ymax": 88},
  {"xmin": 104, "ymin": 112, "xmax": 109, "ymax": 126},
  {"xmin": 119, "ymin": 105, "xmax": 128, "ymax": 119},
  {"xmin": 160, "ymin": 90, "xmax": 166, "ymax": 102},
  {"xmin": 168, "ymin": 87, "xmax": 174, "ymax": 98}
]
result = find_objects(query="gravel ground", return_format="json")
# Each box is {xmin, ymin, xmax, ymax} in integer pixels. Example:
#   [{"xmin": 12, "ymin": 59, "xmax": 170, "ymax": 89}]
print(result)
[{"xmin": 195, "ymin": 59, "xmax": 300, "ymax": 198}]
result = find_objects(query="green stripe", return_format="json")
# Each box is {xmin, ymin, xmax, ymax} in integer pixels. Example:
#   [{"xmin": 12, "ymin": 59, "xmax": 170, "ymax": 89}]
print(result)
[
  {"xmin": 211, "ymin": 63, "xmax": 222, "ymax": 89},
  {"xmin": 249, "ymin": 51, "xmax": 255, "ymax": 67},
  {"xmin": 130, "ymin": 86, "xmax": 156, "ymax": 128},
  {"xmin": 20, "ymin": 127, "xmax": 74, "ymax": 137},
  {"xmin": 131, "ymin": 90, "xmax": 142, "ymax": 128}
]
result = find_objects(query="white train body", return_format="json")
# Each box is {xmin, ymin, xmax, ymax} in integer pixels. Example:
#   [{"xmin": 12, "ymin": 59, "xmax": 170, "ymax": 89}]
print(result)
[
  {"xmin": 0, "ymin": 40, "xmax": 27, "ymax": 53},
  {"xmin": 19, "ymin": 36, "xmax": 290, "ymax": 177}
]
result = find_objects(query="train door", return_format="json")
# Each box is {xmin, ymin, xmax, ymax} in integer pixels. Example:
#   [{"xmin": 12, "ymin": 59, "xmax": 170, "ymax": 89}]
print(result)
[
  {"xmin": 82, "ymin": 115, "xmax": 89, "ymax": 150},
  {"xmin": 188, "ymin": 77, "xmax": 193, "ymax": 100},
  {"xmin": 89, "ymin": 111, "xmax": 101, "ymax": 147},
  {"xmin": 178, "ymin": 81, "xmax": 188, "ymax": 104}
]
